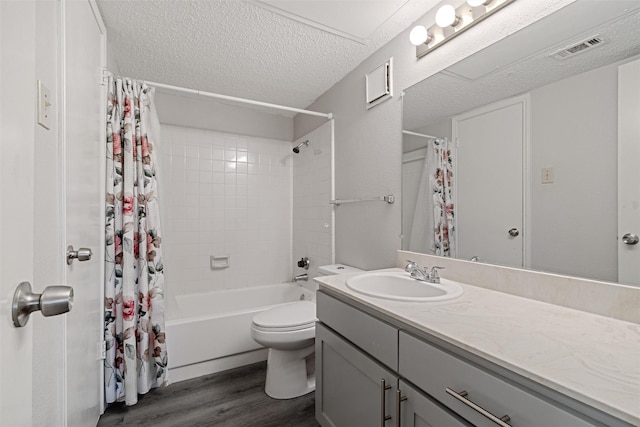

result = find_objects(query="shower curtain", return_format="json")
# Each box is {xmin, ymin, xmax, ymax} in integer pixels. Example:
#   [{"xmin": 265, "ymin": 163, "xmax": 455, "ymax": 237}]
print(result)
[
  {"xmin": 104, "ymin": 76, "xmax": 169, "ymax": 406},
  {"xmin": 409, "ymin": 138, "xmax": 455, "ymax": 256}
]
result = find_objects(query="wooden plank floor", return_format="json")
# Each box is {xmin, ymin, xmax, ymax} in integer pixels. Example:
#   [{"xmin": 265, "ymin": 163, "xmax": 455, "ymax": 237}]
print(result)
[{"xmin": 98, "ymin": 362, "xmax": 320, "ymax": 427}]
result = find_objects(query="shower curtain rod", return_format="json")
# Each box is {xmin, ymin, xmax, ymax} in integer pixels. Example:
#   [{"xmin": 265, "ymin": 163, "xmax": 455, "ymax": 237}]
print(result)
[
  {"xmin": 402, "ymin": 130, "xmax": 439, "ymax": 139},
  {"xmin": 105, "ymin": 70, "xmax": 332, "ymax": 119},
  {"xmin": 148, "ymin": 79, "xmax": 333, "ymax": 119}
]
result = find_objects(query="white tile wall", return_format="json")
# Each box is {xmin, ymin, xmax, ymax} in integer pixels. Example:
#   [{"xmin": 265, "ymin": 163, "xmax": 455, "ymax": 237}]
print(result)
[
  {"xmin": 160, "ymin": 125, "xmax": 292, "ymax": 298},
  {"xmin": 292, "ymin": 121, "xmax": 334, "ymax": 280}
]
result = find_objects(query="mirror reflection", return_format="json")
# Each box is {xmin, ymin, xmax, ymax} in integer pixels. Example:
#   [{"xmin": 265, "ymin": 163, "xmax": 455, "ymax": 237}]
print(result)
[{"xmin": 402, "ymin": 1, "xmax": 640, "ymax": 285}]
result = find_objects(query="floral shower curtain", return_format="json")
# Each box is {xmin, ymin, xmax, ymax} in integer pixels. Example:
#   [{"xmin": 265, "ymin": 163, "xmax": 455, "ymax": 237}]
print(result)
[
  {"xmin": 409, "ymin": 138, "xmax": 455, "ymax": 256},
  {"xmin": 432, "ymin": 138, "xmax": 455, "ymax": 256},
  {"xmin": 104, "ymin": 76, "xmax": 168, "ymax": 406}
]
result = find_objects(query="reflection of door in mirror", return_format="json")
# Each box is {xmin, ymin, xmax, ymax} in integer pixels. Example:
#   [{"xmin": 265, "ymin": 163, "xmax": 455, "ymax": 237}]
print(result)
[
  {"xmin": 618, "ymin": 59, "xmax": 640, "ymax": 286},
  {"xmin": 453, "ymin": 96, "xmax": 527, "ymax": 268}
]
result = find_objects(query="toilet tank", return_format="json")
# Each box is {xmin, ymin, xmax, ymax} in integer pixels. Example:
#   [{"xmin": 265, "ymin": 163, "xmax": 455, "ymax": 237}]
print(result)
[{"xmin": 317, "ymin": 264, "xmax": 363, "ymax": 276}]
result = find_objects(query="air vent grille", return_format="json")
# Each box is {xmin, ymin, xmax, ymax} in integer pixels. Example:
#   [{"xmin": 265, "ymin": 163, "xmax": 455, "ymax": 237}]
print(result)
[{"xmin": 551, "ymin": 36, "xmax": 604, "ymax": 60}]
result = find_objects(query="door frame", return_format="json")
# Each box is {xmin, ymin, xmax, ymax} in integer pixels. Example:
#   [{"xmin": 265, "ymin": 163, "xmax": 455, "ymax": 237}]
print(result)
[
  {"xmin": 59, "ymin": 0, "xmax": 108, "ymax": 417},
  {"xmin": 452, "ymin": 94, "xmax": 531, "ymax": 268}
]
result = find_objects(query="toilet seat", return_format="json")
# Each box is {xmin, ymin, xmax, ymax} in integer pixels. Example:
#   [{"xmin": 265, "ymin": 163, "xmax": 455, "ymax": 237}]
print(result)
[{"xmin": 252, "ymin": 301, "xmax": 316, "ymax": 332}]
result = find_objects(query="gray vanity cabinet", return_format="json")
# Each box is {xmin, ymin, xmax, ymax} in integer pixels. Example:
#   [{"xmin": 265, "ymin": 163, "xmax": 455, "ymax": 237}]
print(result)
[
  {"xmin": 316, "ymin": 290, "xmax": 628, "ymax": 427},
  {"xmin": 399, "ymin": 331, "xmax": 596, "ymax": 427},
  {"xmin": 398, "ymin": 380, "xmax": 470, "ymax": 427},
  {"xmin": 316, "ymin": 323, "xmax": 398, "ymax": 426}
]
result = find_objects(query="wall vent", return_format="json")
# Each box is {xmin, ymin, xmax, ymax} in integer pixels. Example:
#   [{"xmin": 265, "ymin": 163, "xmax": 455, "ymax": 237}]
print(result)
[{"xmin": 550, "ymin": 35, "xmax": 604, "ymax": 60}]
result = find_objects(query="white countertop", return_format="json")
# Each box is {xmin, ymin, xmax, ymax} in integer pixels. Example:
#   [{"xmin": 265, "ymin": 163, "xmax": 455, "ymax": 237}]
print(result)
[{"xmin": 316, "ymin": 268, "xmax": 640, "ymax": 425}]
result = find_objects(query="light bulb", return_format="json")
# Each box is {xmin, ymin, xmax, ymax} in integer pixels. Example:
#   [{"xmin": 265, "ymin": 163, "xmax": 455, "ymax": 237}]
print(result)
[
  {"xmin": 435, "ymin": 4, "xmax": 459, "ymax": 28},
  {"xmin": 409, "ymin": 25, "xmax": 429, "ymax": 46},
  {"xmin": 467, "ymin": 0, "xmax": 490, "ymax": 6}
]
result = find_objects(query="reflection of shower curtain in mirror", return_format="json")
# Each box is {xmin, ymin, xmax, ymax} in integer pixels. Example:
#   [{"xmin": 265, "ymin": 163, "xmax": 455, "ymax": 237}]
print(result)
[{"xmin": 409, "ymin": 138, "xmax": 455, "ymax": 256}]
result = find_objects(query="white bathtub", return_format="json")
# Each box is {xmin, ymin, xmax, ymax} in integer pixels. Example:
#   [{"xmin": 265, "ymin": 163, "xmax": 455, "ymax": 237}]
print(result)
[{"xmin": 166, "ymin": 282, "xmax": 313, "ymax": 383}]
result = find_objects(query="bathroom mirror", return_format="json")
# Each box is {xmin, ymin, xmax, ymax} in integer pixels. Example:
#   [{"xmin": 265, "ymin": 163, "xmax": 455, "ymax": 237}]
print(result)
[{"xmin": 402, "ymin": 0, "xmax": 640, "ymax": 285}]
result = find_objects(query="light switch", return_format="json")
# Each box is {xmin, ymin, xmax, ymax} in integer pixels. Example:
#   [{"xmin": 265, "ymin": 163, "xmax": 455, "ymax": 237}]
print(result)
[
  {"xmin": 541, "ymin": 167, "xmax": 554, "ymax": 184},
  {"xmin": 37, "ymin": 80, "xmax": 52, "ymax": 130}
]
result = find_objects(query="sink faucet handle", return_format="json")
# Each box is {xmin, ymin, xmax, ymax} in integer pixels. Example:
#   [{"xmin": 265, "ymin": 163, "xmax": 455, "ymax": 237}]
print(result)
[
  {"xmin": 430, "ymin": 266, "xmax": 445, "ymax": 280},
  {"xmin": 405, "ymin": 260, "xmax": 419, "ymax": 271}
]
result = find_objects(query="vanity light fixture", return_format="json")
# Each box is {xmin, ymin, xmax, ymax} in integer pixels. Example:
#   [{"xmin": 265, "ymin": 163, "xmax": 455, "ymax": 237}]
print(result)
[
  {"xmin": 435, "ymin": 4, "xmax": 460, "ymax": 28},
  {"xmin": 410, "ymin": 0, "xmax": 515, "ymax": 58},
  {"xmin": 409, "ymin": 25, "xmax": 432, "ymax": 46},
  {"xmin": 467, "ymin": 0, "xmax": 493, "ymax": 7}
]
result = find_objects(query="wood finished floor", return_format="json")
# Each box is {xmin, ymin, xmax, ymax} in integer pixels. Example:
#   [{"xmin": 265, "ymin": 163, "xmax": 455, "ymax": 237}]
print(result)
[{"xmin": 97, "ymin": 362, "xmax": 319, "ymax": 427}]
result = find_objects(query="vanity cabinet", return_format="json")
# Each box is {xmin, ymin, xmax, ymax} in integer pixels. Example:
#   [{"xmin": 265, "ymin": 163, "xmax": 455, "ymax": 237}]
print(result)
[
  {"xmin": 316, "ymin": 290, "xmax": 621, "ymax": 427},
  {"xmin": 399, "ymin": 331, "xmax": 595, "ymax": 427},
  {"xmin": 398, "ymin": 379, "xmax": 469, "ymax": 427},
  {"xmin": 316, "ymin": 323, "xmax": 398, "ymax": 426}
]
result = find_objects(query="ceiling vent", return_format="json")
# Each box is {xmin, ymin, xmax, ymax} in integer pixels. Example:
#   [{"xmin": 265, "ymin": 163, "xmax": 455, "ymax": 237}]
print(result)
[{"xmin": 550, "ymin": 35, "xmax": 605, "ymax": 60}]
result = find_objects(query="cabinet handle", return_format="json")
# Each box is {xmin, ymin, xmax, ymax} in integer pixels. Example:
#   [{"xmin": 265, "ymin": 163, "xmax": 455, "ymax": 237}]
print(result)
[
  {"xmin": 380, "ymin": 379, "xmax": 392, "ymax": 426},
  {"xmin": 395, "ymin": 389, "xmax": 407, "ymax": 427},
  {"xmin": 446, "ymin": 388, "xmax": 512, "ymax": 426}
]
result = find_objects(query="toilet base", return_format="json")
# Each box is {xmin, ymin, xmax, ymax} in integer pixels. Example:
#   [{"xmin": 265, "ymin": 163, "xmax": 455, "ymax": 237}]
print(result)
[{"xmin": 264, "ymin": 343, "xmax": 315, "ymax": 399}]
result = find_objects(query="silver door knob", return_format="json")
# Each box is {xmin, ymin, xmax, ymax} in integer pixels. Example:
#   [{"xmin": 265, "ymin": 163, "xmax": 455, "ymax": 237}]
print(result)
[
  {"xmin": 12, "ymin": 282, "xmax": 74, "ymax": 327},
  {"xmin": 66, "ymin": 245, "xmax": 92, "ymax": 264},
  {"xmin": 508, "ymin": 228, "xmax": 519, "ymax": 237},
  {"xmin": 622, "ymin": 233, "xmax": 639, "ymax": 245}
]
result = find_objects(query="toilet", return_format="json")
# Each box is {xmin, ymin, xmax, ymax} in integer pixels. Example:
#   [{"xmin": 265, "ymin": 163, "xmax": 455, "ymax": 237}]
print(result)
[{"xmin": 251, "ymin": 264, "xmax": 362, "ymax": 399}]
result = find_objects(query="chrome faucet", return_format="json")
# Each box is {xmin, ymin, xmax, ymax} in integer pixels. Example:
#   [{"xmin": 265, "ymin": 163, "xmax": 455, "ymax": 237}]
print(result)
[
  {"xmin": 405, "ymin": 261, "xmax": 445, "ymax": 284},
  {"xmin": 294, "ymin": 273, "xmax": 308, "ymax": 282}
]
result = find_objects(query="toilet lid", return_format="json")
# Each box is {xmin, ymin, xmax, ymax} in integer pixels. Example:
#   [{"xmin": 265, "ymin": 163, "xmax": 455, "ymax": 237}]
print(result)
[{"xmin": 252, "ymin": 301, "xmax": 316, "ymax": 329}]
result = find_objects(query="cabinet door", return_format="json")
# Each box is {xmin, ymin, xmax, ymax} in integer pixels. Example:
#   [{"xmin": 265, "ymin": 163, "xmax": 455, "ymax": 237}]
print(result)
[
  {"xmin": 316, "ymin": 323, "xmax": 397, "ymax": 427},
  {"xmin": 399, "ymin": 380, "xmax": 471, "ymax": 427}
]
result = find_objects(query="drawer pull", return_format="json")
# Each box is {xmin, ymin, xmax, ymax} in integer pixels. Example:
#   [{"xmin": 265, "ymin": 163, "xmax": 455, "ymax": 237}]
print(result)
[
  {"xmin": 380, "ymin": 379, "xmax": 392, "ymax": 426},
  {"xmin": 446, "ymin": 388, "xmax": 512, "ymax": 427},
  {"xmin": 395, "ymin": 389, "xmax": 407, "ymax": 427}
]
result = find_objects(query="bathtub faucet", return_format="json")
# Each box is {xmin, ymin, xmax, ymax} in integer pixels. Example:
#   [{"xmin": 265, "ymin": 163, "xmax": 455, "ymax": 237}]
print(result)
[{"xmin": 294, "ymin": 273, "xmax": 308, "ymax": 282}]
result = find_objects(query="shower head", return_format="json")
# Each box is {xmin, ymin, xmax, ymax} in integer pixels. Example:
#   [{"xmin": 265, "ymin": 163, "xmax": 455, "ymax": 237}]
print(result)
[{"xmin": 292, "ymin": 140, "xmax": 309, "ymax": 154}]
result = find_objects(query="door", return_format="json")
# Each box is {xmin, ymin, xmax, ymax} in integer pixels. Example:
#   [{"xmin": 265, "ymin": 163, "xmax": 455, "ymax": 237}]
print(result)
[
  {"xmin": 453, "ymin": 96, "xmax": 528, "ymax": 268},
  {"xmin": 618, "ymin": 59, "xmax": 640, "ymax": 286},
  {"xmin": 63, "ymin": 0, "xmax": 106, "ymax": 423},
  {"xmin": 0, "ymin": 1, "xmax": 37, "ymax": 425},
  {"xmin": 1, "ymin": 1, "xmax": 105, "ymax": 425},
  {"xmin": 316, "ymin": 324, "xmax": 397, "ymax": 426}
]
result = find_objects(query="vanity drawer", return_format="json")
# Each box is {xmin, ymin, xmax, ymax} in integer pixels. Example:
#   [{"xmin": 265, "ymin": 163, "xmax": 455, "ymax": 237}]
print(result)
[
  {"xmin": 317, "ymin": 291, "xmax": 398, "ymax": 369},
  {"xmin": 399, "ymin": 331, "xmax": 597, "ymax": 427}
]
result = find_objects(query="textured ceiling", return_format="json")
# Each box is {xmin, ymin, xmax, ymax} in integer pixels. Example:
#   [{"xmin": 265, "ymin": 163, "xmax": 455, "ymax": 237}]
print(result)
[
  {"xmin": 97, "ymin": 0, "xmax": 440, "ymax": 111},
  {"xmin": 403, "ymin": 1, "xmax": 640, "ymax": 135}
]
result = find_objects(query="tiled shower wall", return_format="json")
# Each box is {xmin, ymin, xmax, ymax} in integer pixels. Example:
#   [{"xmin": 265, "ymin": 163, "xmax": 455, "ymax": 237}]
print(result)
[
  {"xmin": 160, "ymin": 125, "xmax": 292, "ymax": 300},
  {"xmin": 292, "ymin": 121, "xmax": 334, "ymax": 281}
]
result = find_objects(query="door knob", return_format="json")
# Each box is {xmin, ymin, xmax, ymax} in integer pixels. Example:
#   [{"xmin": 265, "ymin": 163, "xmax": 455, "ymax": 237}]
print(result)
[
  {"xmin": 12, "ymin": 282, "xmax": 74, "ymax": 327},
  {"xmin": 66, "ymin": 245, "xmax": 92, "ymax": 264},
  {"xmin": 508, "ymin": 228, "xmax": 519, "ymax": 237},
  {"xmin": 622, "ymin": 233, "xmax": 639, "ymax": 245}
]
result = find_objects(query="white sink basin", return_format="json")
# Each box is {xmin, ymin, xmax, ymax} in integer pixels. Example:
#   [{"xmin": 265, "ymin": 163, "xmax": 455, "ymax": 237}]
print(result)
[{"xmin": 346, "ymin": 272, "xmax": 464, "ymax": 302}]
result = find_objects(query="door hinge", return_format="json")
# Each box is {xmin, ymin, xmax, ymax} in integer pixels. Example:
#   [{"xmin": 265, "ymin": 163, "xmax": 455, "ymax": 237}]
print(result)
[
  {"xmin": 101, "ymin": 68, "xmax": 110, "ymax": 86},
  {"xmin": 97, "ymin": 340, "xmax": 106, "ymax": 360}
]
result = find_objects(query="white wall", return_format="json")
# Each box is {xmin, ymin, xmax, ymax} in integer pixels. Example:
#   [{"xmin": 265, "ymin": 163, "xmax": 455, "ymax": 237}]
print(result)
[
  {"xmin": 294, "ymin": 0, "xmax": 575, "ymax": 270},
  {"xmin": 155, "ymin": 91, "xmax": 293, "ymax": 141},
  {"xmin": 292, "ymin": 121, "xmax": 334, "ymax": 282},
  {"xmin": 160, "ymin": 124, "xmax": 292, "ymax": 318},
  {"xmin": 530, "ymin": 62, "xmax": 619, "ymax": 282}
]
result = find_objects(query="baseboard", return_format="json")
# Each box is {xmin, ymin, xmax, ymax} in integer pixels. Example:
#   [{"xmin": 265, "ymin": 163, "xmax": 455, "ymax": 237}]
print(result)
[{"xmin": 169, "ymin": 348, "xmax": 269, "ymax": 383}]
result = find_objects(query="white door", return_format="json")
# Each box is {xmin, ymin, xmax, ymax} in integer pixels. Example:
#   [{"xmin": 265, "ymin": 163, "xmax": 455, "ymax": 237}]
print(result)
[
  {"xmin": 1, "ymin": 1, "xmax": 105, "ymax": 425},
  {"xmin": 63, "ymin": 0, "xmax": 106, "ymax": 424},
  {"xmin": 0, "ymin": 2, "xmax": 37, "ymax": 425},
  {"xmin": 453, "ymin": 96, "xmax": 528, "ymax": 268},
  {"xmin": 618, "ymin": 59, "xmax": 640, "ymax": 286}
]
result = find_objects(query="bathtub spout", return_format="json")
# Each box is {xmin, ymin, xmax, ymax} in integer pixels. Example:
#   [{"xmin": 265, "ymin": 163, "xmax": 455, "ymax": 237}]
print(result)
[{"xmin": 294, "ymin": 274, "xmax": 308, "ymax": 282}]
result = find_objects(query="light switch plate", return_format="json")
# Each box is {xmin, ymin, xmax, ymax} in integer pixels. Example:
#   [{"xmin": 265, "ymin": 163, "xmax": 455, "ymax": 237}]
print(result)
[
  {"xmin": 541, "ymin": 167, "xmax": 555, "ymax": 184},
  {"xmin": 37, "ymin": 80, "xmax": 52, "ymax": 130}
]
